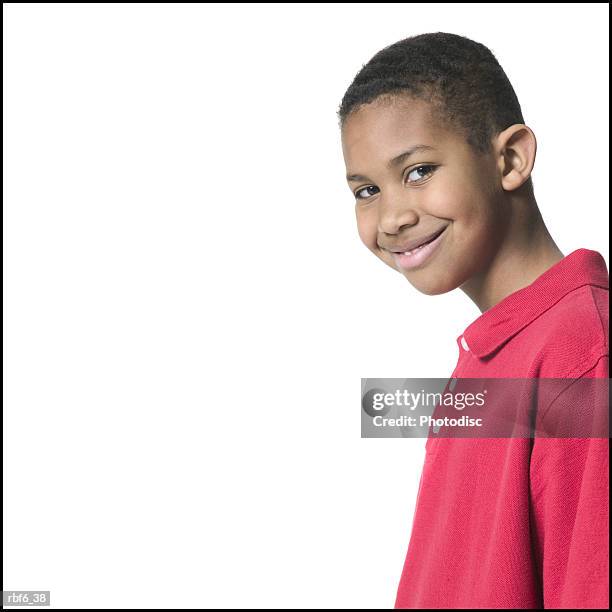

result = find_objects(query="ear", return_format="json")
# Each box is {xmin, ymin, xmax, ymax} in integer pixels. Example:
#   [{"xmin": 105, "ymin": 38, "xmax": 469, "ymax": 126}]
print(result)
[{"xmin": 494, "ymin": 124, "xmax": 537, "ymax": 192}]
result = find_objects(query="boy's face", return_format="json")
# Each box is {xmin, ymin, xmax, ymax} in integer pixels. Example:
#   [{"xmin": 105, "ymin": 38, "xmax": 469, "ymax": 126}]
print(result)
[{"xmin": 341, "ymin": 95, "xmax": 508, "ymax": 295}]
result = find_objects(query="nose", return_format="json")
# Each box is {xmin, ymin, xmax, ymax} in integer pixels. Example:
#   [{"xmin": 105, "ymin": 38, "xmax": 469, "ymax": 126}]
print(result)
[{"xmin": 377, "ymin": 195, "xmax": 419, "ymax": 235}]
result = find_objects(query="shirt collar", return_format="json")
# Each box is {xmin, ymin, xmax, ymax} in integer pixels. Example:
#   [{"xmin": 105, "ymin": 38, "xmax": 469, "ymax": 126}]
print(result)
[{"xmin": 459, "ymin": 248, "xmax": 609, "ymax": 359}]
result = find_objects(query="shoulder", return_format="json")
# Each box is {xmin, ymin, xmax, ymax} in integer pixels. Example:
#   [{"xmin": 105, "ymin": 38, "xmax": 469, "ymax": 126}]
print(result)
[{"xmin": 530, "ymin": 284, "xmax": 608, "ymax": 378}]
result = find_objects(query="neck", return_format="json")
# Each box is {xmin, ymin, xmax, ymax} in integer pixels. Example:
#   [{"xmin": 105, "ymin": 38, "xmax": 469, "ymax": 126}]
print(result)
[{"xmin": 460, "ymin": 199, "xmax": 564, "ymax": 313}]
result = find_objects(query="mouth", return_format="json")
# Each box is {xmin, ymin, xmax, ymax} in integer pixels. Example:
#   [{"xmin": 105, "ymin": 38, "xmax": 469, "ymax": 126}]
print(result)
[
  {"xmin": 388, "ymin": 225, "xmax": 449, "ymax": 271},
  {"xmin": 388, "ymin": 226, "xmax": 448, "ymax": 254}
]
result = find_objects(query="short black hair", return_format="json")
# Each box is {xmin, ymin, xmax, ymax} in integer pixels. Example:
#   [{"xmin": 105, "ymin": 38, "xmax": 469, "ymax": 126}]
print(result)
[{"xmin": 337, "ymin": 32, "xmax": 526, "ymax": 157}]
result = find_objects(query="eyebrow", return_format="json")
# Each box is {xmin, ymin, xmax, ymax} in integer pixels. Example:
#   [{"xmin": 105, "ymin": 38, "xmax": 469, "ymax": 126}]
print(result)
[{"xmin": 346, "ymin": 144, "xmax": 437, "ymax": 183}]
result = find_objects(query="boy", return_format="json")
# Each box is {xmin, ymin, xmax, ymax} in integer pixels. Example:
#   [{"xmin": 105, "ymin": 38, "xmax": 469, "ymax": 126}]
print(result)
[{"xmin": 338, "ymin": 32, "xmax": 609, "ymax": 609}]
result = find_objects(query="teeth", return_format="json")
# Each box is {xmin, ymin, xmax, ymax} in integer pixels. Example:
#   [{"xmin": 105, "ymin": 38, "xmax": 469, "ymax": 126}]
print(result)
[{"xmin": 404, "ymin": 243, "xmax": 425, "ymax": 255}]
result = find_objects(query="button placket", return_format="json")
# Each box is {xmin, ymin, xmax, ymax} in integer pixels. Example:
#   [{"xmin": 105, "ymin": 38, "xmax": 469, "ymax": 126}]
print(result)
[{"xmin": 431, "ymin": 334, "xmax": 471, "ymax": 440}]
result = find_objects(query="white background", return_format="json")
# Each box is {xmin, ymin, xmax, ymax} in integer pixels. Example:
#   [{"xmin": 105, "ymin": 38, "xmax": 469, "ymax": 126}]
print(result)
[{"xmin": 3, "ymin": 3, "xmax": 609, "ymax": 609}]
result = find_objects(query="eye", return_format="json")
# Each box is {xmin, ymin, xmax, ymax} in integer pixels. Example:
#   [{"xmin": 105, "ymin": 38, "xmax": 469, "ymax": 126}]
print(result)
[
  {"xmin": 354, "ymin": 164, "xmax": 438, "ymax": 200},
  {"xmin": 406, "ymin": 164, "xmax": 437, "ymax": 183},
  {"xmin": 354, "ymin": 185, "xmax": 380, "ymax": 200}
]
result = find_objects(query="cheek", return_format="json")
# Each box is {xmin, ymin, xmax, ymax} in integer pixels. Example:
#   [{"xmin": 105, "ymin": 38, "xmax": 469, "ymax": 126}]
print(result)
[
  {"xmin": 356, "ymin": 207, "xmax": 378, "ymax": 250},
  {"xmin": 439, "ymin": 198, "xmax": 504, "ymax": 284},
  {"xmin": 427, "ymin": 174, "xmax": 481, "ymax": 219},
  {"xmin": 432, "ymin": 176, "xmax": 498, "ymax": 242},
  {"xmin": 456, "ymin": 194, "xmax": 503, "ymax": 246}
]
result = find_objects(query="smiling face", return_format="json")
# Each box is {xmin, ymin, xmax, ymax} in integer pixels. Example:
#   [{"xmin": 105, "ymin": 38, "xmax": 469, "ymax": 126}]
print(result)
[{"xmin": 341, "ymin": 94, "xmax": 509, "ymax": 295}]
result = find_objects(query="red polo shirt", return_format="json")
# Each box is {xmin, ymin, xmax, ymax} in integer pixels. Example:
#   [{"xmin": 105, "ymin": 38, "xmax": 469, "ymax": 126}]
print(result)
[{"xmin": 394, "ymin": 248, "xmax": 609, "ymax": 609}]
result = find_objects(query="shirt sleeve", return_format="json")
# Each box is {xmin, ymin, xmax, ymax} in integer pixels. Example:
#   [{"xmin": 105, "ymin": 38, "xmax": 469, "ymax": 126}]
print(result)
[{"xmin": 529, "ymin": 354, "xmax": 609, "ymax": 609}]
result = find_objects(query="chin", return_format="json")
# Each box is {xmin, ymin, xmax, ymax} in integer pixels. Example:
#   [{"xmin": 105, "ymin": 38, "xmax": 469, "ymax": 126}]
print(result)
[{"xmin": 405, "ymin": 273, "xmax": 459, "ymax": 296}]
